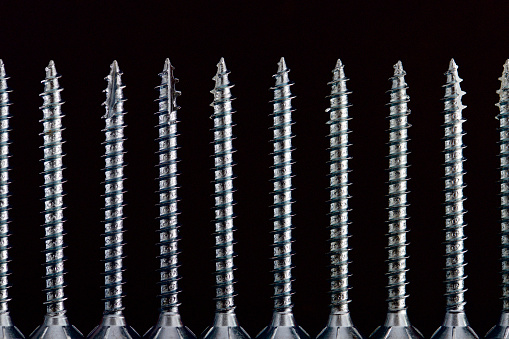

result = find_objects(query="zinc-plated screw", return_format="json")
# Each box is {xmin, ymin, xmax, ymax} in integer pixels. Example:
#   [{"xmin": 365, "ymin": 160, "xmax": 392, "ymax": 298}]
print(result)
[
  {"xmin": 0, "ymin": 60, "xmax": 24, "ymax": 339},
  {"xmin": 30, "ymin": 60, "xmax": 83, "ymax": 339},
  {"xmin": 87, "ymin": 61, "xmax": 140, "ymax": 339},
  {"xmin": 486, "ymin": 59, "xmax": 509, "ymax": 339},
  {"xmin": 370, "ymin": 61, "xmax": 423, "ymax": 339},
  {"xmin": 316, "ymin": 59, "xmax": 363, "ymax": 339},
  {"xmin": 143, "ymin": 59, "xmax": 196, "ymax": 339},
  {"xmin": 430, "ymin": 59, "xmax": 478, "ymax": 339},
  {"xmin": 256, "ymin": 58, "xmax": 310, "ymax": 339},
  {"xmin": 200, "ymin": 58, "xmax": 250, "ymax": 339}
]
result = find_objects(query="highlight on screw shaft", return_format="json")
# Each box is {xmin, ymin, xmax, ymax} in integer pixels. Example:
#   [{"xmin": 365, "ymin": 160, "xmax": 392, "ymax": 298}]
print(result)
[
  {"xmin": 30, "ymin": 60, "xmax": 83, "ymax": 339},
  {"xmin": 256, "ymin": 58, "xmax": 309, "ymax": 339},
  {"xmin": 369, "ymin": 61, "xmax": 422, "ymax": 339},
  {"xmin": 486, "ymin": 59, "xmax": 509, "ymax": 339},
  {"xmin": 316, "ymin": 60, "xmax": 363, "ymax": 339},
  {"xmin": 0, "ymin": 60, "xmax": 24, "ymax": 339},
  {"xmin": 430, "ymin": 59, "xmax": 478, "ymax": 339},
  {"xmin": 144, "ymin": 59, "xmax": 195, "ymax": 339},
  {"xmin": 200, "ymin": 58, "xmax": 249, "ymax": 339},
  {"xmin": 87, "ymin": 61, "xmax": 140, "ymax": 339}
]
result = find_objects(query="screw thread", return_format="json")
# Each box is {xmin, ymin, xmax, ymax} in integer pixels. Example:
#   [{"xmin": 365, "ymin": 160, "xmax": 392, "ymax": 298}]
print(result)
[
  {"xmin": 386, "ymin": 61, "xmax": 411, "ymax": 312},
  {"xmin": 211, "ymin": 58, "xmax": 237, "ymax": 313},
  {"xmin": 156, "ymin": 59, "xmax": 182, "ymax": 314},
  {"xmin": 0, "ymin": 61, "xmax": 11, "ymax": 315},
  {"xmin": 40, "ymin": 60, "xmax": 67, "ymax": 316},
  {"xmin": 326, "ymin": 60, "xmax": 352, "ymax": 314},
  {"xmin": 442, "ymin": 59, "xmax": 468, "ymax": 312},
  {"xmin": 102, "ymin": 61, "xmax": 127, "ymax": 314},
  {"xmin": 497, "ymin": 60, "xmax": 509, "ymax": 312},
  {"xmin": 271, "ymin": 58, "xmax": 295, "ymax": 313}
]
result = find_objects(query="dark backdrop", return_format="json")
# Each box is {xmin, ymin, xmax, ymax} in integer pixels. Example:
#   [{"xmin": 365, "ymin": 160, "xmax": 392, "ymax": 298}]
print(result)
[{"xmin": 0, "ymin": 1, "xmax": 505, "ymax": 338}]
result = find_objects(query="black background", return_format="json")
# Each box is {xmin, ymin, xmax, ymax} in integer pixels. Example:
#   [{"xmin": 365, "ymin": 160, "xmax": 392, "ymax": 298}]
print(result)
[{"xmin": 0, "ymin": 1, "xmax": 506, "ymax": 338}]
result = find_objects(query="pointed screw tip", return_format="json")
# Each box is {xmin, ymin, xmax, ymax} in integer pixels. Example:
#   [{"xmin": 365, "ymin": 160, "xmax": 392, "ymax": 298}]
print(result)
[
  {"xmin": 335, "ymin": 59, "xmax": 343, "ymax": 69},
  {"xmin": 449, "ymin": 58, "xmax": 458, "ymax": 70},
  {"xmin": 278, "ymin": 57, "xmax": 287, "ymax": 72},
  {"xmin": 110, "ymin": 60, "xmax": 120, "ymax": 73},
  {"xmin": 164, "ymin": 58, "xmax": 171, "ymax": 71},
  {"xmin": 394, "ymin": 60, "xmax": 404, "ymax": 75},
  {"xmin": 216, "ymin": 57, "xmax": 227, "ymax": 74}
]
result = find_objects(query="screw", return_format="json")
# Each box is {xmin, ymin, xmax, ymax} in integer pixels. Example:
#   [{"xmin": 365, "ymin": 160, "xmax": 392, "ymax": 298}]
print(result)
[
  {"xmin": 30, "ymin": 60, "xmax": 83, "ymax": 339},
  {"xmin": 0, "ymin": 60, "xmax": 24, "ymax": 339},
  {"xmin": 200, "ymin": 58, "xmax": 250, "ymax": 339},
  {"xmin": 316, "ymin": 59, "xmax": 363, "ymax": 339},
  {"xmin": 486, "ymin": 59, "xmax": 509, "ymax": 339},
  {"xmin": 370, "ymin": 61, "xmax": 423, "ymax": 339},
  {"xmin": 430, "ymin": 59, "xmax": 478, "ymax": 339},
  {"xmin": 256, "ymin": 58, "xmax": 309, "ymax": 339},
  {"xmin": 87, "ymin": 61, "xmax": 140, "ymax": 339},
  {"xmin": 143, "ymin": 60, "xmax": 196, "ymax": 339}
]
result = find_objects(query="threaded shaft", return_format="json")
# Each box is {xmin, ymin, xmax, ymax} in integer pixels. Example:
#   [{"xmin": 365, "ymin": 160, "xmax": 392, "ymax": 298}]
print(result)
[
  {"xmin": 102, "ymin": 61, "xmax": 127, "ymax": 314},
  {"xmin": 497, "ymin": 59, "xmax": 509, "ymax": 312},
  {"xmin": 156, "ymin": 59, "xmax": 182, "ymax": 314},
  {"xmin": 442, "ymin": 59, "xmax": 467, "ymax": 312},
  {"xmin": 327, "ymin": 59, "xmax": 352, "ymax": 314},
  {"xmin": 0, "ymin": 61, "xmax": 11, "ymax": 315},
  {"xmin": 271, "ymin": 57, "xmax": 295, "ymax": 313},
  {"xmin": 386, "ymin": 61, "xmax": 410, "ymax": 312},
  {"xmin": 211, "ymin": 58, "xmax": 237, "ymax": 313},
  {"xmin": 40, "ymin": 60, "xmax": 67, "ymax": 316}
]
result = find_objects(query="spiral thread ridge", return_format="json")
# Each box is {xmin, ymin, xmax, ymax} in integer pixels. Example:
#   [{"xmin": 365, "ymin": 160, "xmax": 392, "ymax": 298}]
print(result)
[
  {"xmin": 102, "ymin": 61, "xmax": 127, "ymax": 314},
  {"xmin": 442, "ymin": 59, "xmax": 468, "ymax": 312},
  {"xmin": 327, "ymin": 60, "xmax": 352, "ymax": 314},
  {"xmin": 386, "ymin": 61, "xmax": 411, "ymax": 312},
  {"xmin": 497, "ymin": 60, "xmax": 509, "ymax": 312},
  {"xmin": 0, "ymin": 61, "xmax": 11, "ymax": 315},
  {"xmin": 156, "ymin": 59, "xmax": 182, "ymax": 313},
  {"xmin": 40, "ymin": 61, "xmax": 67, "ymax": 316},
  {"xmin": 211, "ymin": 58, "xmax": 237, "ymax": 313},
  {"xmin": 271, "ymin": 58, "xmax": 295, "ymax": 313}
]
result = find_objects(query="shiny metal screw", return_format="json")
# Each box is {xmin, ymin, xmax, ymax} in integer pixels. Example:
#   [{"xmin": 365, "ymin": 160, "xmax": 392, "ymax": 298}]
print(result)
[
  {"xmin": 430, "ymin": 59, "xmax": 478, "ymax": 339},
  {"xmin": 143, "ymin": 59, "xmax": 195, "ymax": 339},
  {"xmin": 256, "ymin": 58, "xmax": 310, "ymax": 339},
  {"xmin": 486, "ymin": 59, "xmax": 509, "ymax": 339},
  {"xmin": 199, "ymin": 58, "xmax": 250, "ymax": 339},
  {"xmin": 370, "ymin": 61, "xmax": 423, "ymax": 339},
  {"xmin": 316, "ymin": 59, "xmax": 363, "ymax": 339},
  {"xmin": 0, "ymin": 60, "xmax": 24, "ymax": 339},
  {"xmin": 30, "ymin": 60, "xmax": 83, "ymax": 339},
  {"xmin": 87, "ymin": 61, "xmax": 140, "ymax": 339}
]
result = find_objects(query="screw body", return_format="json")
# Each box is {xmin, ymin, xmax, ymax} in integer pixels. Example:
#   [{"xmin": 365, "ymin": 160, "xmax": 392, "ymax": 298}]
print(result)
[
  {"xmin": 0, "ymin": 61, "xmax": 24, "ymax": 339},
  {"xmin": 256, "ymin": 58, "xmax": 309, "ymax": 339},
  {"xmin": 486, "ymin": 60, "xmax": 509, "ymax": 339},
  {"xmin": 370, "ymin": 61, "xmax": 423, "ymax": 339},
  {"xmin": 316, "ymin": 60, "xmax": 363, "ymax": 339},
  {"xmin": 87, "ymin": 61, "xmax": 140, "ymax": 339},
  {"xmin": 143, "ymin": 60, "xmax": 195, "ymax": 339},
  {"xmin": 199, "ymin": 58, "xmax": 250, "ymax": 339},
  {"xmin": 30, "ymin": 61, "xmax": 83, "ymax": 339},
  {"xmin": 430, "ymin": 59, "xmax": 478, "ymax": 339}
]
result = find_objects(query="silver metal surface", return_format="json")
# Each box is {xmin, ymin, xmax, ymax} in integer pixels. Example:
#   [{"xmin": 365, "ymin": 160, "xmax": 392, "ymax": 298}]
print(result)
[
  {"xmin": 200, "ymin": 58, "xmax": 249, "ymax": 339},
  {"xmin": 0, "ymin": 60, "xmax": 24, "ymax": 339},
  {"xmin": 87, "ymin": 61, "xmax": 139, "ymax": 339},
  {"xmin": 30, "ymin": 60, "xmax": 82, "ymax": 339},
  {"xmin": 256, "ymin": 58, "xmax": 309, "ymax": 339},
  {"xmin": 144, "ymin": 59, "xmax": 195, "ymax": 339},
  {"xmin": 370, "ymin": 62, "xmax": 422, "ymax": 339},
  {"xmin": 486, "ymin": 59, "xmax": 509, "ymax": 339},
  {"xmin": 430, "ymin": 59, "xmax": 478, "ymax": 339},
  {"xmin": 316, "ymin": 59, "xmax": 362, "ymax": 339}
]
